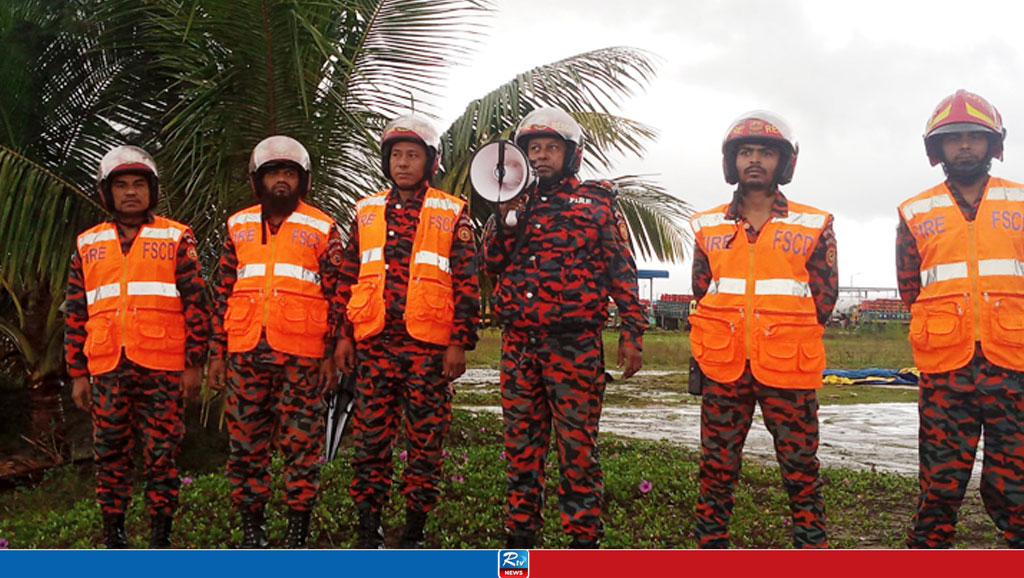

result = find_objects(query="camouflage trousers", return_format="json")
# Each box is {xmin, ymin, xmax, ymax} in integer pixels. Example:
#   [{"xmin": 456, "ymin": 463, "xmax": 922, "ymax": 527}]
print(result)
[
  {"xmin": 696, "ymin": 367, "xmax": 827, "ymax": 548},
  {"xmin": 349, "ymin": 334, "xmax": 451, "ymax": 513},
  {"xmin": 92, "ymin": 359, "xmax": 184, "ymax": 516},
  {"xmin": 225, "ymin": 349, "xmax": 326, "ymax": 512},
  {"xmin": 501, "ymin": 327, "xmax": 605, "ymax": 542},
  {"xmin": 908, "ymin": 352, "xmax": 1024, "ymax": 549}
]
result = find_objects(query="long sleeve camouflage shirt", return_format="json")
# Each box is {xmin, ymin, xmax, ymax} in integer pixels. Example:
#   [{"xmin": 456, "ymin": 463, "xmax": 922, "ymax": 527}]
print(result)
[
  {"xmin": 335, "ymin": 185, "xmax": 481, "ymax": 350},
  {"xmin": 691, "ymin": 190, "xmax": 839, "ymax": 325},
  {"xmin": 64, "ymin": 214, "xmax": 209, "ymax": 378},
  {"xmin": 481, "ymin": 176, "xmax": 647, "ymax": 349}
]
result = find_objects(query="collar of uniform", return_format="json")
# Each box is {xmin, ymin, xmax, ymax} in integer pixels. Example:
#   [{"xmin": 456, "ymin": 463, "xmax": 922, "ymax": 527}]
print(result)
[
  {"xmin": 946, "ymin": 175, "xmax": 989, "ymax": 211},
  {"xmin": 388, "ymin": 183, "xmax": 427, "ymax": 208},
  {"xmin": 725, "ymin": 188, "xmax": 789, "ymax": 221},
  {"xmin": 112, "ymin": 211, "xmax": 155, "ymax": 234}
]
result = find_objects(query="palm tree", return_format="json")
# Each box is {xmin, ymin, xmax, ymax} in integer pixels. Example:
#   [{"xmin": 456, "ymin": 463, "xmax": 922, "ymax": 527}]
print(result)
[{"xmin": 0, "ymin": 0, "xmax": 690, "ymax": 470}]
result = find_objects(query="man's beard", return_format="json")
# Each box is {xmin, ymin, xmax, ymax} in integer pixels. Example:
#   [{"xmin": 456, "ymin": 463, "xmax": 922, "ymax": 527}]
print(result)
[
  {"xmin": 261, "ymin": 190, "xmax": 300, "ymax": 216},
  {"xmin": 944, "ymin": 157, "xmax": 991, "ymax": 185}
]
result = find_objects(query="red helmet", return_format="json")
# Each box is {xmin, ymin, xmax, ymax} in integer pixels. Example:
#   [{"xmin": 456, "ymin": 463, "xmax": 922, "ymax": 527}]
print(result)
[
  {"xmin": 924, "ymin": 89, "xmax": 1005, "ymax": 166},
  {"xmin": 249, "ymin": 135, "xmax": 312, "ymax": 197},
  {"xmin": 722, "ymin": 110, "xmax": 798, "ymax": 186},
  {"xmin": 515, "ymin": 107, "xmax": 585, "ymax": 176},
  {"xmin": 381, "ymin": 114, "xmax": 442, "ymax": 182},
  {"xmin": 96, "ymin": 145, "xmax": 160, "ymax": 210}
]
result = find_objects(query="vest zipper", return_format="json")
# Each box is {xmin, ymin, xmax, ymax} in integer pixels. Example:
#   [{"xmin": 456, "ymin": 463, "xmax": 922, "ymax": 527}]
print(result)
[
  {"xmin": 745, "ymin": 243, "xmax": 755, "ymax": 356},
  {"xmin": 967, "ymin": 221, "xmax": 981, "ymax": 341},
  {"xmin": 263, "ymin": 225, "xmax": 279, "ymax": 327}
]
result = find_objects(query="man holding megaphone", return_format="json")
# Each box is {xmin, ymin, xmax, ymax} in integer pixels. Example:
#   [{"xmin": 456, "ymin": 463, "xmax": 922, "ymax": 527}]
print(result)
[
  {"xmin": 480, "ymin": 107, "xmax": 646, "ymax": 549},
  {"xmin": 335, "ymin": 114, "xmax": 480, "ymax": 548}
]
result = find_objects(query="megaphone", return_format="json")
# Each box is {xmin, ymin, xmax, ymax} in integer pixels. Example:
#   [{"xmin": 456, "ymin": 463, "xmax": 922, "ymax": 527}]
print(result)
[{"xmin": 470, "ymin": 140, "xmax": 535, "ymax": 226}]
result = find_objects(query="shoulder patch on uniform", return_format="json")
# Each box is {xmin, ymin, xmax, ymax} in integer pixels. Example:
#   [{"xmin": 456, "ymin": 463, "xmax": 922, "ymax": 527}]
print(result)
[
  {"xmin": 826, "ymin": 246, "xmax": 837, "ymax": 267},
  {"xmin": 457, "ymin": 225, "xmax": 473, "ymax": 242},
  {"xmin": 187, "ymin": 246, "xmax": 199, "ymax": 261}
]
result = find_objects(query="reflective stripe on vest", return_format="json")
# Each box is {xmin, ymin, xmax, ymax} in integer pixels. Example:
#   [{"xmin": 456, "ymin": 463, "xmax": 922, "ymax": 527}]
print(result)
[
  {"xmin": 899, "ymin": 178, "xmax": 1024, "ymax": 373},
  {"xmin": 77, "ymin": 217, "xmax": 188, "ymax": 375},
  {"xmin": 347, "ymin": 187, "xmax": 464, "ymax": 345},
  {"xmin": 224, "ymin": 201, "xmax": 333, "ymax": 357}
]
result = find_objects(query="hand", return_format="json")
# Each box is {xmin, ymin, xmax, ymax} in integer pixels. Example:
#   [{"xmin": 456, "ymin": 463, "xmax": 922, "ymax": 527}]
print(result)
[
  {"xmin": 320, "ymin": 355, "xmax": 338, "ymax": 388},
  {"xmin": 443, "ymin": 344, "xmax": 466, "ymax": 381},
  {"xmin": 617, "ymin": 342, "xmax": 642, "ymax": 379},
  {"xmin": 72, "ymin": 376, "xmax": 92, "ymax": 411},
  {"xmin": 207, "ymin": 358, "xmax": 226, "ymax": 391},
  {"xmin": 334, "ymin": 338, "xmax": 356, "ymax": 374},
  {"xmin": 181, "ymin": 366, "xmax": 201, "ymax": 401},
  {"xmin": 499, "ymin": 194, "xmax": 528, "ymax": 223}
]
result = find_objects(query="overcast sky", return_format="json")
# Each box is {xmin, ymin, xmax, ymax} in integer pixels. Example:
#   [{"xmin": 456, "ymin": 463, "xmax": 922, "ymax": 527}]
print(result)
[{"xmin": 430, "ymin": 0, "xmax": 1024, "ymax": 296}]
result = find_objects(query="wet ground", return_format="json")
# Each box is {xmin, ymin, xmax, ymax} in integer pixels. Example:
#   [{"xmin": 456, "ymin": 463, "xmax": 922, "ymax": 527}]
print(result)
[{"xmin": 455, "ymin": 369, "xmax": 985, "ymax": 481}]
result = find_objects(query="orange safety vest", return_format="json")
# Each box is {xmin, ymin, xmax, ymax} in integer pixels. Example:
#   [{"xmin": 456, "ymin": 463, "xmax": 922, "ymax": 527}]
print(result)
[
  {"xmin": 689, "ymin": 200, "xmax": 830, "ymax": 389},
  {"xmin": 898, "ymin": 177, "xmax": 1024, "ymax": 373},
  {"xmin": 224, "ymin": 201, "xmax": 334, "ymax": 358},
  {"xmin": 346, "ymin": 187, "xmax": 465, "ymax": 345},
  {"xmin": 77, "ymin": 217, "xmax": 189, "ymax": 375}
]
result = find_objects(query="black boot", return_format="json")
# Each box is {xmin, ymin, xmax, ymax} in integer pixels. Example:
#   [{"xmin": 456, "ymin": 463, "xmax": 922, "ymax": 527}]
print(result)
[
  {"xmin": 285, "ymin": 509, "xmax": 312, "ymax": 549},
  {"xmin": 397, "ymin": 508, "xmax": 428, "ymax": 549},
  {"xmin": 148, "ymin": 514, "xmax": 173, "ymax": 548},
  {"xmin": 102, "ymin": 513, "xmax": 128, "ymax": 549},
  {"xmin": 239, "ymin": 506, "xmax": 269, "ymax": 549},
  {"xmin": 505, "ymin": 530, "xmax": 536, "ymax": 549},
  {"xmin": 355, "ymin": 503, "xmax": 385, "ymax": 549},
  {"xmin": 568, "ymin": 536, "xmax": 600, "ymax": 549}
]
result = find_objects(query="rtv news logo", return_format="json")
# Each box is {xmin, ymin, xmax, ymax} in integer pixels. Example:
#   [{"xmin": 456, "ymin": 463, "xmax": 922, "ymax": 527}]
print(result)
[{"xmin": 497, "ymin": 549, "xmax": 529, "ymax": 578}]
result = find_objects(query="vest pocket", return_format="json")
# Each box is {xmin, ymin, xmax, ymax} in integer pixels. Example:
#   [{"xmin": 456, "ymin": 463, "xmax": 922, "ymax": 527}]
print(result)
[
  {"xmin": 225, "ymin": 295, "xmax": 255, "ymax": 335},
  {"xmin": 84, "ymin": 317, "xmax": 117, "ymax": 357},
  {"xmin": 408, "ymin": 281, "xmax": 454, "ymax": 323},
  {"xmin": 346, "ymin": 281, "xmax": 381, "ymax": 324},
  {"xmin": 758, "ymin": 320, "xmax": 825, "ymax": 374},
  {"xmin": 689, "ymin": 308, "xmax": 741, "ymax": 366},
  {"xmin": 136, "ymin": 310, "xmax": 186, "ymax": 351},
  {"xmin": 991, "ymin": 295, "xmax": 1024, "ymax": 345},
  {"xmin": 909, "ymin": 298, "xmax": 966, "ymax": 350},
  {"xmin": 273, "ymin": 293, "xmax": 327, "ymax": 336}
]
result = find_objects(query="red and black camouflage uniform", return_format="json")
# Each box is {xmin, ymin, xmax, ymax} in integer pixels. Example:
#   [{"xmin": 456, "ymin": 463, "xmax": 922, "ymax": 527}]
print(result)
[
  {"xmin": 337, "ymin": 184, "xmax": 480, "ymax": 515},
  {"xmin": 691, "ymin": 190, "xmax": 837, "ymax": 549},
  {"xmin": 211, "ymin": 214, "xmax": 344, "ymax": 514},
  {"xmin": 896, "ymin": 177, "xmax": 1024, "ymax": 549},
  {"xmin": 65, "ymin": 215, "xmax": 208, "ymax": 517},
  {"xmin": 481, "ymin": 176, "xmax": 646, "ymax": 544}
]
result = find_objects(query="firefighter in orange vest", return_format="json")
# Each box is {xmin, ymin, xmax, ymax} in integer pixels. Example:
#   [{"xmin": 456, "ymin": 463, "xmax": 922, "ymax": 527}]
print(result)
[
  {"xmin": 897, "ymin": 90, "xmax": 1024, "ymax": 549},
  {"xmin": 334, "ymin": 114, "xmax": 480, "ymax": 548},
  {"xmin": 689, "ymin": 111, "xmax": 837, "ymax": 549},
  {"xmin": 207, "ymin": 135, "xmax": 343, "ymax": 548},
  {"xmin": 65, "ymin": 146, "xmax": 209, "ymax": 548}
]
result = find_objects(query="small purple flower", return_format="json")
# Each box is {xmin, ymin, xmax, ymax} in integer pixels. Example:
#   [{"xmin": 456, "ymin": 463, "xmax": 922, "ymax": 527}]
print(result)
[
  {"xmin": 638, "ymin": 479, "xmax": 653, "ymax": 494},
  {"xmin": 479, "ymin": 427, "xmax": 487, "ymax": 433},
  {"xmin": 783, "ymin": 518, "xmax": 792, "ymax": 526},
  {"xmin": 317, "ymin": 455, "xmax": 328, "ymax": 464},
  {"xmin": 451, "ymin": 474, "xmax": 465, "ymax": 483},
  {"xmin": 499, "ymin": 450, "xmax": 507, "ymax": 460},
  {"xmin": 399, "ymin": 450, "xmax": 408, "ymax": 462},
  {"xmin": 462, "ymin": 455, "xmax": 469, "ymax": 463},
  {"xmin": 442, "ymin": 449, "xmax": 451, "ymax": 458},
  {"xmin": 0, "ymin": 537, "xmax": 8, "ymax": 549},
  {"xmin": 181, "ymin": 476, "xmax": 194, "ymax": 485}
]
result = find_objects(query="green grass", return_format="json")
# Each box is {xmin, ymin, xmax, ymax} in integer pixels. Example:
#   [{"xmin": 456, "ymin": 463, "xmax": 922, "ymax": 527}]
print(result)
[{"xmin": 0, "ymin": 411, "xmax": 1004, "ymax": 549}]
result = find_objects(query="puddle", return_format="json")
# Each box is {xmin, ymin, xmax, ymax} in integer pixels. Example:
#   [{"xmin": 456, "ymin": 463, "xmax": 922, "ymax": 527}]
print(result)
[{"xmin": 457, "ymin": 369, "xmax": 985, "ymax": 483}]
